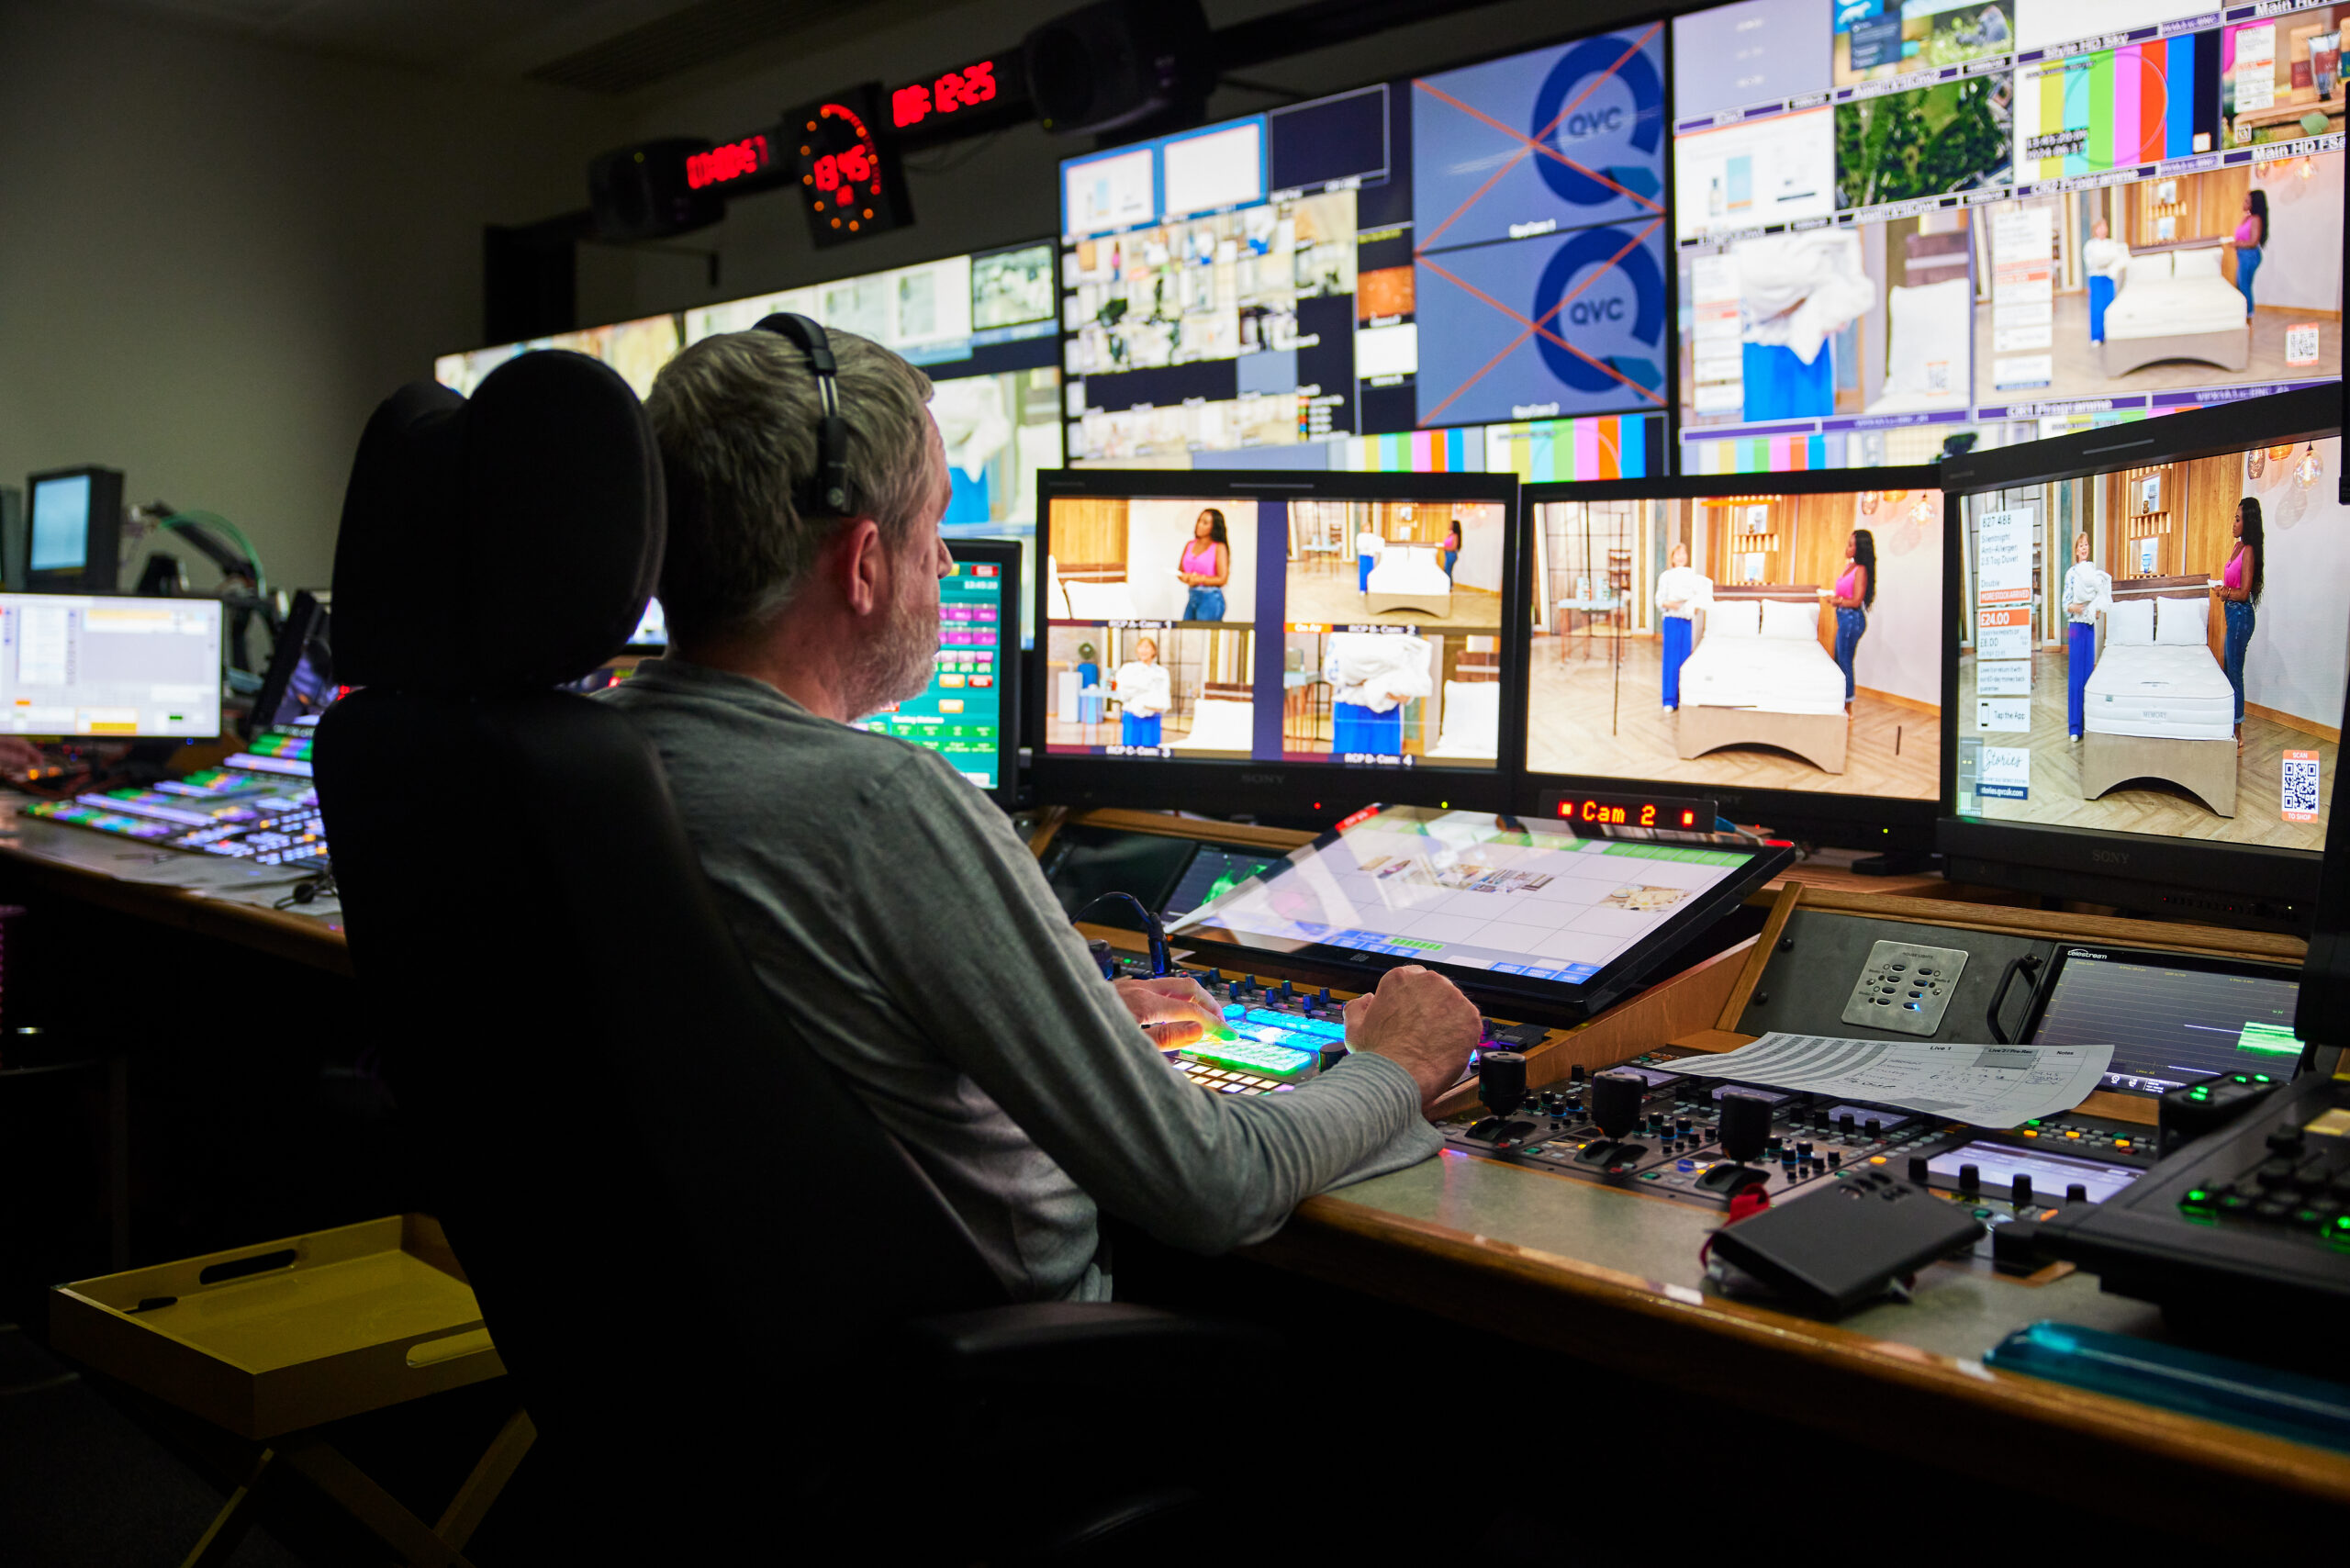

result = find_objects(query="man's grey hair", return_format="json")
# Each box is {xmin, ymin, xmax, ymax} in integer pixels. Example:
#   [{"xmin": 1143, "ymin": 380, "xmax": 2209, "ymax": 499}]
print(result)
[{"xmin": 644, "ymin": 327, "xmax": 938, "ymax": 642}]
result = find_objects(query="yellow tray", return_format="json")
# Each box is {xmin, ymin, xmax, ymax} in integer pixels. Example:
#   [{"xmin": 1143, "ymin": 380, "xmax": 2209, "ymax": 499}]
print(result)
[{"xmin": 51, "ymin": 1215, "xmax": 505, "ymax": 1439}]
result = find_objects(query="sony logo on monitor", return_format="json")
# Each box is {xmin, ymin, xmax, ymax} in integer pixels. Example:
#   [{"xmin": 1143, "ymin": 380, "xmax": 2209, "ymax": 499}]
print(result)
[
  {"xmin": 2092, "ymin": 849, "xmax": 2131, "ymax": 865},
  {"xmin": 1240, "ymin": 772, "xmax": 1285, "ymax": 786}
]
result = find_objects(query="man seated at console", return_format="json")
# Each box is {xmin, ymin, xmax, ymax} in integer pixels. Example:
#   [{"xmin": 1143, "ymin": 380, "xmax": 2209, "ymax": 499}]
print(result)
[{"xmin": 601, "ymin": 325, "xmax": 1480, "ymax": 1302}]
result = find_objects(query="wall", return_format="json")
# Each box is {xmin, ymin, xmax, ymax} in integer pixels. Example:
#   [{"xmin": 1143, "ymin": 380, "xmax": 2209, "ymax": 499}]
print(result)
[
  {"xmin": 0, "ymin": 4, "xmax": 625, "ymax": 595},
  {"xmin": 2239, "ymin": 439, "xmax": 2350, "ymax": 731},
  {"xmin": 2249, "ymin": 151, "xmax": 2345, "ymax": 314}
]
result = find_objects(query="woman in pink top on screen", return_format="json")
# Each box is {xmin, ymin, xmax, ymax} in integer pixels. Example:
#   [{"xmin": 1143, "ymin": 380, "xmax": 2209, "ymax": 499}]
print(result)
[
  {"xmin": 2216, "ymin": 496, "xmax": 2264, "ymax": 752},
  {"xmin": 1829, "ymin": 529, "xmax": 1875, "ymax": 711},
  {"xmin": 2234, "ymin": 190, "xmax": 2268, "ymax": 319},
  {"xmin": 1178, "ymin": 508, "xmax": 1230, "ymax": 622}
]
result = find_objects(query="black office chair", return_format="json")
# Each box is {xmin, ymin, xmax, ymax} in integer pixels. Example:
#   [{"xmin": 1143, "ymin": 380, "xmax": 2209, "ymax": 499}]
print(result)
[{"xmin": 314, "ymin": 352, "xmax": 1244, "ymax": 1561}]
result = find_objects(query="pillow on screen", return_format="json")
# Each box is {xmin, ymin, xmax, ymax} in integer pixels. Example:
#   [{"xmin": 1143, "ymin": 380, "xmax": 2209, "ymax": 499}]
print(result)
[
  {"xmin": 1760, "ymin": 596, "xmax": 1822, "ymax": 640},
  {"xmin": 2155, "ymin": 594, "xmax": 2210, "ymax": 644},
  {"xmin": 1706, "ymin": 599, "xmax": 1761, "ymax": 639},
  {"xmin": 2105, "ymin": 598, "xmax": 2155, "ymax": 646},
  {"xmin": 2123, "ymin": 252, "xmax": 2173, "ymax": 289},
  {"xmin": 2173, "ymin": 248, "xmax": 2225, "ymax": 282},
  {"xmin": 1878, "ymin": 277, "xmax": 1970, "ymax": 401}
]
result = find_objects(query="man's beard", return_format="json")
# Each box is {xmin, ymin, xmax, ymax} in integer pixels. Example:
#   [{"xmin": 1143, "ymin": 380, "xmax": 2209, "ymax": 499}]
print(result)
[{"xmin": 845, "ymin": 570, "xmax": 939, "ymax": 722}]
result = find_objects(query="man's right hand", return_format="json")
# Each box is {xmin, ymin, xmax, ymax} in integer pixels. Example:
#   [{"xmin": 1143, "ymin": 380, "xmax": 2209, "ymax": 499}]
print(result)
[{"xmin": 1344, "ymin": 965, "xmax": 1483, "ymax": 1112}]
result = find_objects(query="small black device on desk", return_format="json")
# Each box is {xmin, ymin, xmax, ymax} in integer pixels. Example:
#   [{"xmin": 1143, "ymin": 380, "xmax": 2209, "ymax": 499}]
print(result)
[{"xmin": 1708, "ymin": 1170, "xmax": 1986, "ymax": 1316}]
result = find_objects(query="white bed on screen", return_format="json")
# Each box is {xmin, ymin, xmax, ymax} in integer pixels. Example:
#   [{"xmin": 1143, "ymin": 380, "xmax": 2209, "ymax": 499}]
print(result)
[
  {"xmin": 2101, "ymin": 249, "xmax": 2248, "ymax": 376},
  {"xmin": 1863, "ymin": 277, "xmax": 1971, "ymax": 416},
  {"xmin": 1169, "ymin": 699, "xmax": 1255, "ymax": 751},
  {"xmin": 1365, "ymin": 544, "xmax": 1452, "ymax": 617}
]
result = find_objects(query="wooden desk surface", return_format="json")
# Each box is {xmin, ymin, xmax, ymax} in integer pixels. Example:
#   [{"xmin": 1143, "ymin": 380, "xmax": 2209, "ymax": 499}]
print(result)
[
  {"xmin": 1258, "ymin": 1159, "xmax": 2350, "ymax": 1519},
  {"xmin": 0, "ymin": 812, "xmax": 350, "ymax": 976}
]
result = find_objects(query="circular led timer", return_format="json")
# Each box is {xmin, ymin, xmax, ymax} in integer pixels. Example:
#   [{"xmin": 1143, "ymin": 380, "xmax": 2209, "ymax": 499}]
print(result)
[{"xmin": 797, "ymin": 101, "xmax": 888, "ymax": 235}]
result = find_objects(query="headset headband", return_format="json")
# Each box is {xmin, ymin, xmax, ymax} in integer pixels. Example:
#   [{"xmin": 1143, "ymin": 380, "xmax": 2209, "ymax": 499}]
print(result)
[{"xmin": 753, "ymin": 312, "xmax": 851, "ymax": 518}]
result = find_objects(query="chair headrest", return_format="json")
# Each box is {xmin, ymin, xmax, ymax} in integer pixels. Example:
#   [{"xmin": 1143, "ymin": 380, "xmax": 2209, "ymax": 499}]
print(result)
[{"xmin": 332, "ymin": 351, "xmax": 665, "ymax": 691}]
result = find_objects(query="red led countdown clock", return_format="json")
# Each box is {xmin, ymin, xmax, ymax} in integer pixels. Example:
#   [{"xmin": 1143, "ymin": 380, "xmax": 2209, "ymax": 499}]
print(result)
[{"xmin": 789, "ymin": 87, "xmax": 912, "ymax": 247}]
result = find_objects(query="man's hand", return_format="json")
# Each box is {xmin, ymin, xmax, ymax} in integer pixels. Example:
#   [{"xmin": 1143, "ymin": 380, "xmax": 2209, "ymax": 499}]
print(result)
[
  {"xmin": 0, "ymin": 737, "xmax": 44, "ymax": 774},
  {"xmin": 1113, "ymin": 975, "xmax": 1228, "ymax": 1051},
  {"xmin": 1344, "ymin": 965, "xmax": 1482, "ymax": 1111}
]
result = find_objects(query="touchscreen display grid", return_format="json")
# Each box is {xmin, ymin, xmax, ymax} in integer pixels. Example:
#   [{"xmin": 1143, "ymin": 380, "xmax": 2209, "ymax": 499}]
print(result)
[
  {"xmin": 864, "ymin": 559, "xmax": 1008, "ymax": 790},
  {"xmin": 1526, "ymin": 484, "xmax": 1944, "ymax": 800},
  {"xmin": 1044, "ymin": 490, "xmax": 1506, "ymax": 772},
  {"xmin": 1175, "ymin": 808, "xmax": 1757, "ymax": 984},
  {"xmin": 1953, "ymin": 434, "xmax": 2341, "ymax": 854}
]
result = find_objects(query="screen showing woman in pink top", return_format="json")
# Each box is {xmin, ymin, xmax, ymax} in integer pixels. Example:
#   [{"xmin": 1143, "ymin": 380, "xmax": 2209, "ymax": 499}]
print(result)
[
  {"xmin": 1179, "ymin": 508, "xmax": 1231, "ymax": 622},
  {"xmin": 1829, "ymin": 528, "xmax": 1876, "ymax": 708},
  {"xmin": 2234, "ymin": 190, "xmax": 2267, "ymax": 319}
]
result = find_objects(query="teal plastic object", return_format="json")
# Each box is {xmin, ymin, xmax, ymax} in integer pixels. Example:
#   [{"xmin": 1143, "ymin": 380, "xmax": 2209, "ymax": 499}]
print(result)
[{"xmin": 1986, "ymin": 1322, "xmax": 2350, "ymax": 1453}]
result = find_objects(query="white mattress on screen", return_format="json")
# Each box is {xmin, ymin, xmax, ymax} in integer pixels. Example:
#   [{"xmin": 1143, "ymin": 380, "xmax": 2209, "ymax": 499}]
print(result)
[
  {"xmin": 2085, "ymin": 643, "xmax": 2234, "ymax": 739},
  {"xmin": 2104, "ymin": 277, "xmax": 2248, "ymax": 340},
  {"xmin": 1680, "ymin": 635, "xmax": 1847, "ymax": 715}
]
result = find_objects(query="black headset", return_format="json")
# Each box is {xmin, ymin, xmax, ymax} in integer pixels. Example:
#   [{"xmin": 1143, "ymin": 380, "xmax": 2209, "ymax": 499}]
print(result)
[{"xmin": 752, "ymin": 311, "xmax": 852, "ymax": 518}]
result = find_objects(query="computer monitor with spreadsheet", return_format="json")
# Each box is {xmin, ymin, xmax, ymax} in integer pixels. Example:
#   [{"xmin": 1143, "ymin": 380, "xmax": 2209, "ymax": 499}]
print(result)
[
  {"xmin": 0, "ymin": 593, "xmax": 221, "ymax": 736},
  {"xmin": 1514, "ymin": 465, "xmax": 1946, "ymax": 848},
  {"xmin": 1940, "ymin": 382, "xmax": 2344, "ymax": 920},
  {"xmin": 858, "ymin": 538, "xmax": 1020, "ymax": 807},
  {"xmin": 1034, "ymin": 467, "xmax": 1521, "ymax": 817}
]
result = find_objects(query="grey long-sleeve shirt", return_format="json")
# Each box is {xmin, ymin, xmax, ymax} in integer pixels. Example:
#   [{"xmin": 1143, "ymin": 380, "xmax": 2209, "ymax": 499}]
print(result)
[{"xmin": 599, "ymin": 658, "xmax": 1442, "ymax": 1301}]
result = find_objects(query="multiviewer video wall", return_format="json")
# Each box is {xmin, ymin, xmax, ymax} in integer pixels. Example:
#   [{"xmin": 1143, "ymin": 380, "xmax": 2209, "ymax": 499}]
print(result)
[
  {"xmin": 1673, "ymin": 0, "xmax": 2344, "ymax": 474},
  {"xmin": 438, "ymin": 0, "xmax": 2342, "ymax": 480},
  {"xmin": 434, "ymin": 242, "xmax": 1064, "ymax": 613}
]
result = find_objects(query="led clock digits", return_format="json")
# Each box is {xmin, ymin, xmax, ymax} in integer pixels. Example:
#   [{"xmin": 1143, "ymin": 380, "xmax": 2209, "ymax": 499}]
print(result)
[
  {"xmin": 686, "ymin": 134, "xmax": 770, "ymax": 191},
  {"xmin": 891, "ymin": 59, "xmax": 1001, "ymax": 129},
  {"xmin": 797, "ymin": 101, "xmax": 887, "ymax": 236}
]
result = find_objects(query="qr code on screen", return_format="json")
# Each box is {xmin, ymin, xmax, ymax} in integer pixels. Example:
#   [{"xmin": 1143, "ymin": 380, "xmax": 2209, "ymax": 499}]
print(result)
[{"xmin": 2282, "ymin": 751, "xmax": 2320, "ymax": 823}]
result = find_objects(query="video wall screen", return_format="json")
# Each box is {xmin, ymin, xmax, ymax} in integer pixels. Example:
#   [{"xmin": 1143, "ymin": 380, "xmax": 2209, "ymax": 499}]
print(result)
[
  {"xmin": 1671, "ymin": 0, "xmax": 2344, "ymax": 475},
  {"xmin": 1953, "ymin": 434, "xmax": 2344, "ymax": 854},
  {"xmin": 1524, "ymin": 482, "xmax": 1944, "ymax": 800},
  {"xmin": 1058, "ymin": 24, "xmax": 1674, "ymax": 481},
  {"xmin": 433, "ymin": 242, "xmax": 1064, "ymax": 633},
  {"xmin": 1042, "ymin": 490, "xmax": 1510, "ymax": 773}
]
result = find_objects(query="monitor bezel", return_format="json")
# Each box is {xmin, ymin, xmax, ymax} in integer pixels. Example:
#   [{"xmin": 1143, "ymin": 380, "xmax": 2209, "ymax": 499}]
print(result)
[
  {"xmin": 1032, "ymin": 466, "xmax": 1525, "ymax": 817},
  {"xmin": 934, "ymin": 537, "xmax": 1024, "ymax": 812},
  {"xmin": 244, "ymin": 588, "xmax": 331, "ymax": 739},
  {"xmin": 24, "ymin": 465, "xmax": 123, "ymax": 595},
  {"xmin": 1935, "ymin": 385, "xmax": 2344, "ymax": 915},
  {"xmin": 1514, "ymin": 463, "xmax": 1948, "ymax": 847}
]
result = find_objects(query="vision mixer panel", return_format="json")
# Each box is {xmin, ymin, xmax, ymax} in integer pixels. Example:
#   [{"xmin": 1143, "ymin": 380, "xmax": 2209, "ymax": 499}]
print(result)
[{"xmin": 18, "ymin": 722, "xmax": 330, "ymax": 869}]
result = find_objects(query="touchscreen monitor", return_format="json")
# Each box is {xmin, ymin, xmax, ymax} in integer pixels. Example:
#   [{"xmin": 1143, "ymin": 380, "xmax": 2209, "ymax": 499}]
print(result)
[{"xmin": 1170, "ymin": 804, "xmax": 1792, "ymax": 1018}]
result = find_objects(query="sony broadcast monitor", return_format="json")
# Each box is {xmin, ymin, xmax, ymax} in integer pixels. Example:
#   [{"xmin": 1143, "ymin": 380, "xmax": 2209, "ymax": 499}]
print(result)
[
  {"xmin": 1942, "ymin": 383, "xmax": 2344, "ymax": 923},
  {"xmin": 1033, "ymin": 467, "xmax": 1522, "ymax": 817},
  {"xmin": 1516, "ymin": 466, "xmax": 1946, "ymax": 847}
]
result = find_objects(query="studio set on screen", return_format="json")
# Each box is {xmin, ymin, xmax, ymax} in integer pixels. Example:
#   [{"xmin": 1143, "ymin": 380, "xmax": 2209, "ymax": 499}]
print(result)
[{"xmin": 1, "ymin": 0, "xmax": 2347, "ymax": 1560}]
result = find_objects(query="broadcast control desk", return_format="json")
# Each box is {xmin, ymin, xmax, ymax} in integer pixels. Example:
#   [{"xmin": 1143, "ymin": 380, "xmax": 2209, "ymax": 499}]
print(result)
[{"xmin": 6, "ymin": 800, "xmax": 2346, "ymax": 1532}]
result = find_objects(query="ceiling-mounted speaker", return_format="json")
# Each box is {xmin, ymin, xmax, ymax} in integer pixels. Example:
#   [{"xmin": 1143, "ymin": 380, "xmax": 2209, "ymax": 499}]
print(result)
[
  {"xmin": 588, "ymin": 137, "xmax": 723, "ymax": 241},
  {"xmin": 1024, "ymin": 0, "xmax": 1212, "ymax": 137}
]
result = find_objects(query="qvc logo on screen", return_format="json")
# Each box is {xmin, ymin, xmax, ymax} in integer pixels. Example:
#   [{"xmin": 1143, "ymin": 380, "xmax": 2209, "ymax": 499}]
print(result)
[{"xmin": 1554, "ymin": 106, "xmax": 1626, "ymax": 142}]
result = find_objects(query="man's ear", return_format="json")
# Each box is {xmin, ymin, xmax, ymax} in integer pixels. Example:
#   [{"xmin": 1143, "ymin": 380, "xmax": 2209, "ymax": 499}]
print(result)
[{"xmin": 834, "ymin": 517, "xmax": 886, "ymax": 617}]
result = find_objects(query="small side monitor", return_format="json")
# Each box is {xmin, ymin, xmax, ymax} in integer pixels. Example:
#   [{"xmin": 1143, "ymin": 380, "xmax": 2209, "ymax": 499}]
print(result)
[
  {"xmin": 856, "ymin": 538, "xmax": 1021, "ymax": 809},
  {"xmin": 25, "ymin": 466, "xmax": 123, "ymax": 594}
]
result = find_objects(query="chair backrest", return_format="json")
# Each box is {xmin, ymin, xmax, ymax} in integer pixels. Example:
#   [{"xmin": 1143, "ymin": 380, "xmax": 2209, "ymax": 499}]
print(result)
[{"xmin": 315, "ymin": 352, "xmax": 1004, "ymax": 1441}]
